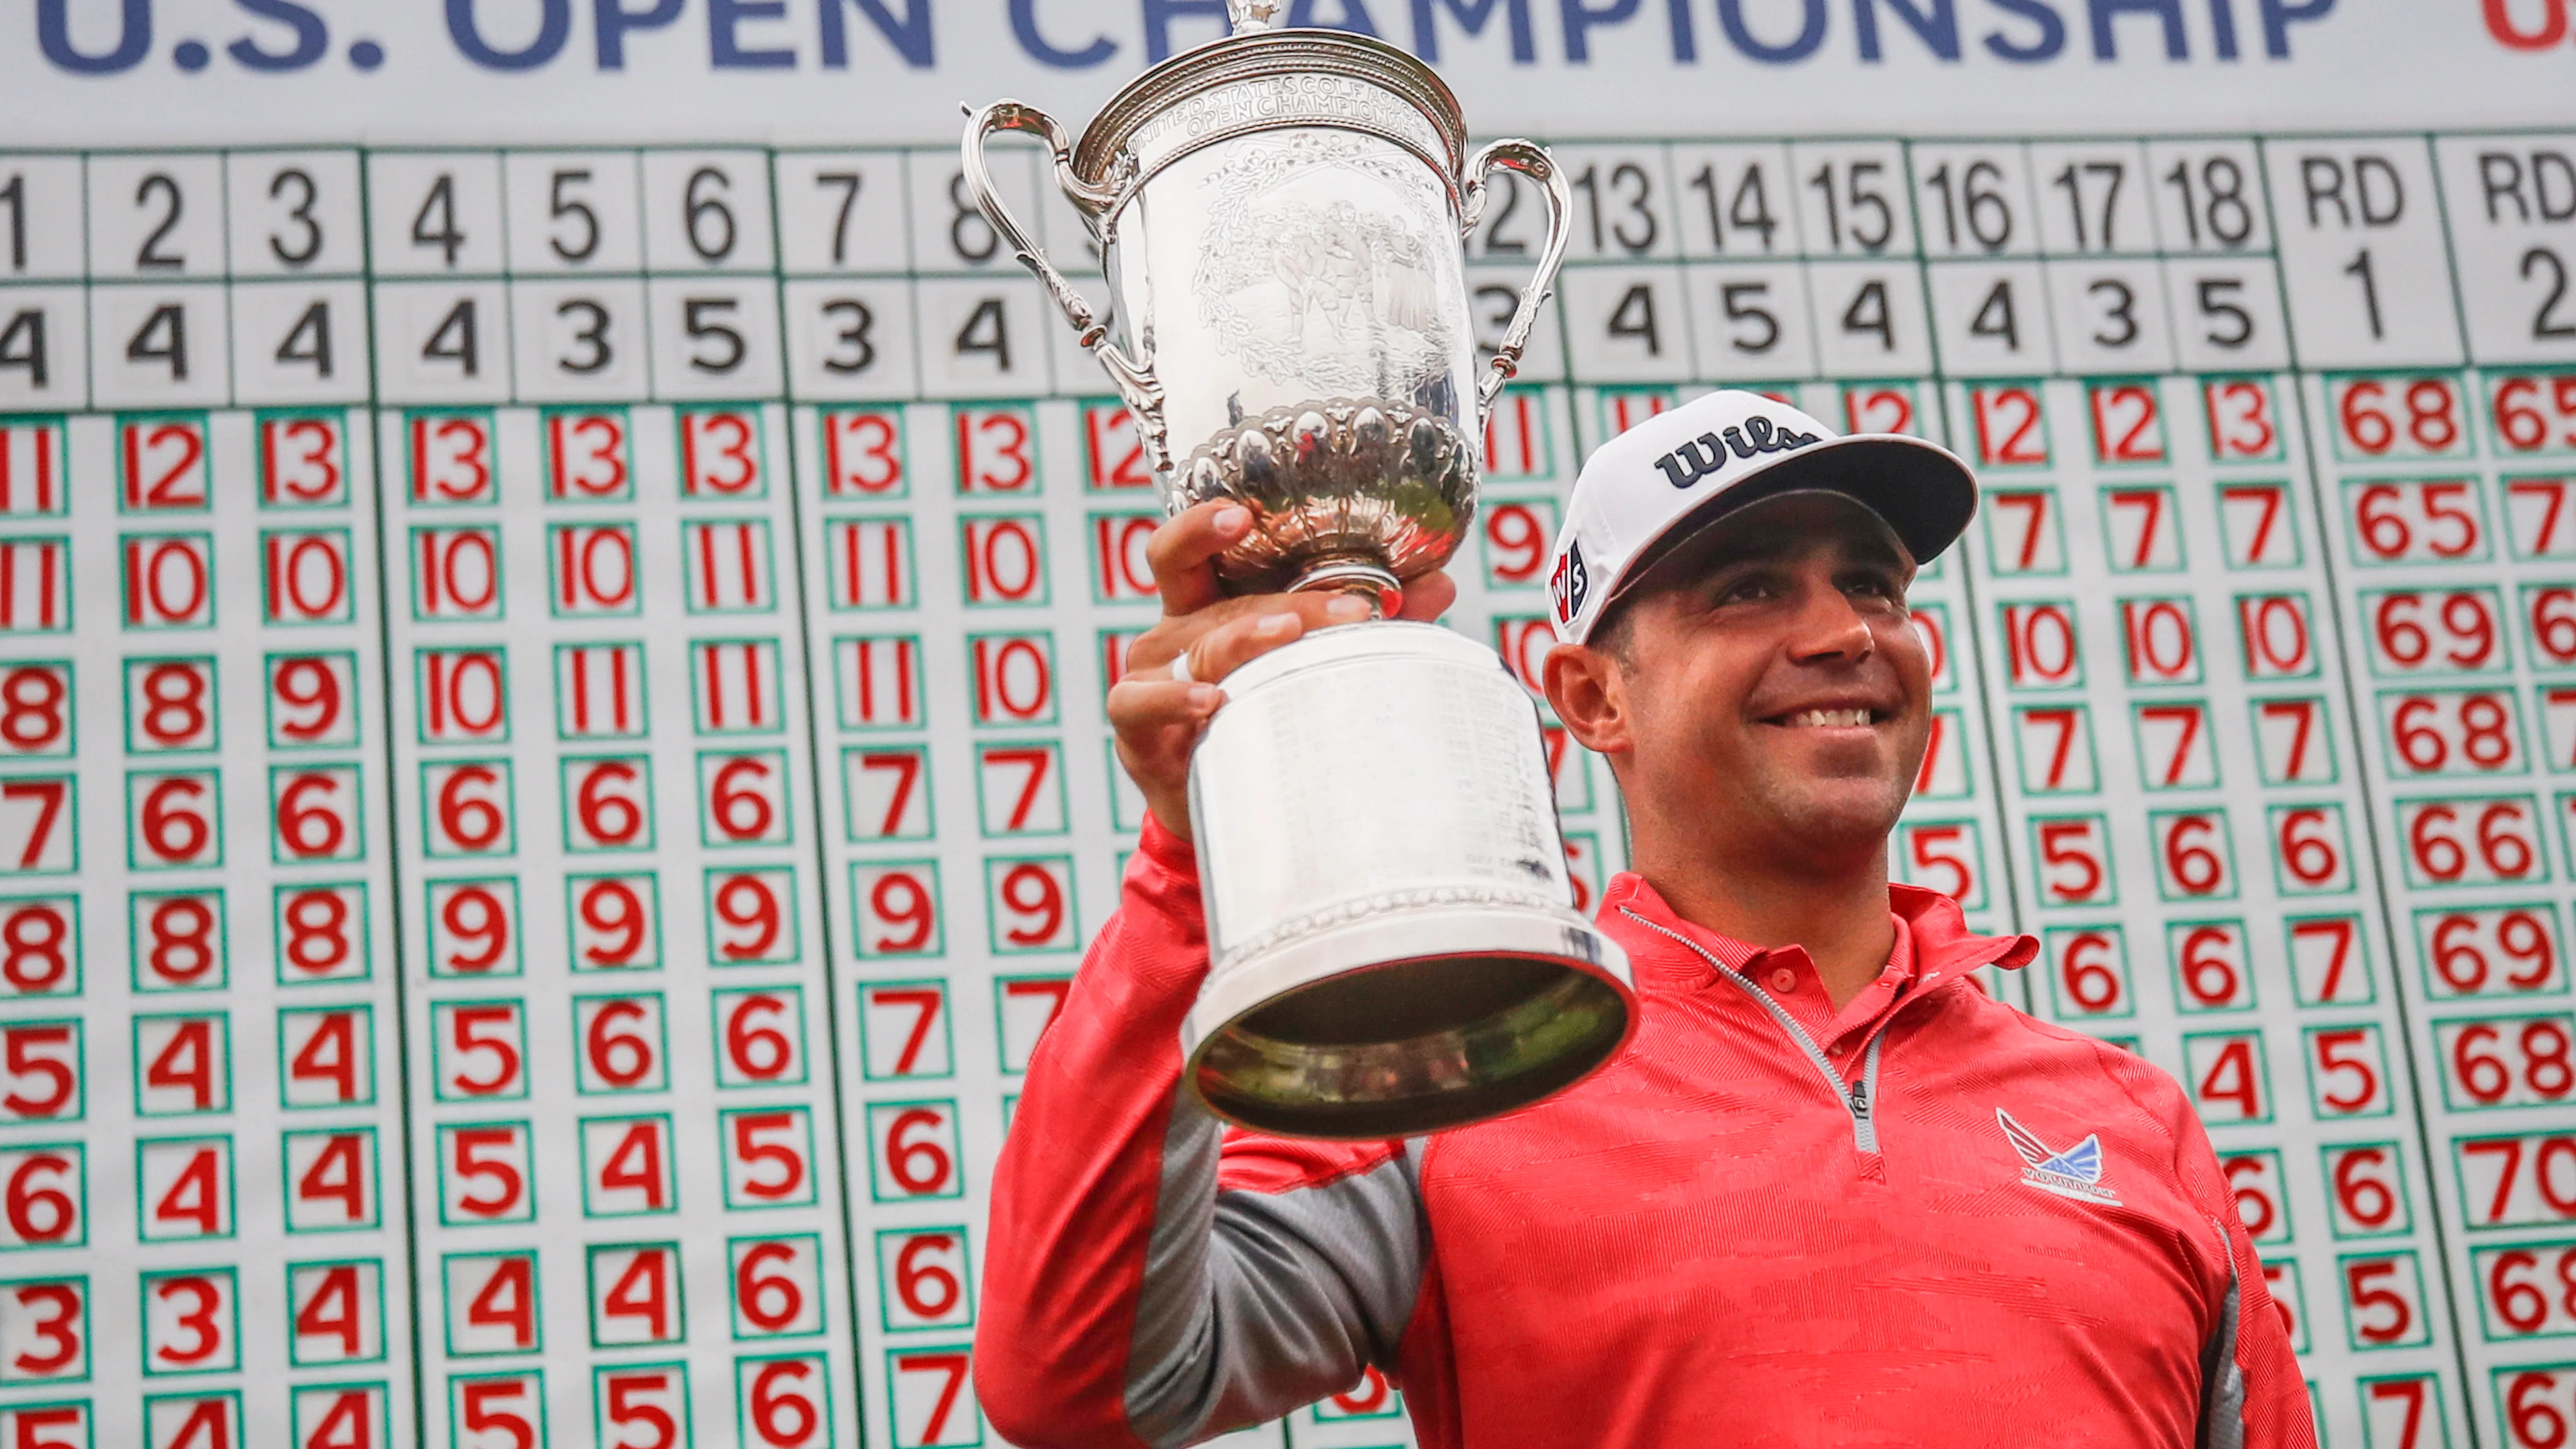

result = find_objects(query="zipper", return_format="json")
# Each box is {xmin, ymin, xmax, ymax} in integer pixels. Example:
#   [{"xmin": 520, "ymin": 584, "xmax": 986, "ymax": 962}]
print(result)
[
  {"xmin": 1619, "ymin": 906, "xmax": 1937, "ymax": 1157},
  {"xmin": 1619, "ymin": 906, "xmax": 1878, "ymax": 1152}
]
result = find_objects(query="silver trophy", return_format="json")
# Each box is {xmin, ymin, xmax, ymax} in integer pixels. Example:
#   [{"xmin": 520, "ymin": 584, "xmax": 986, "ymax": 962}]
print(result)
[{"xmin": 964, "ymin": 2, "xmax": 1635, "ymax": 1139}]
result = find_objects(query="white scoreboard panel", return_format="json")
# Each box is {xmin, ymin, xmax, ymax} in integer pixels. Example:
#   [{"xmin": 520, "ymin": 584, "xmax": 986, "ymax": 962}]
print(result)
[{"xmin": 2, "ymin": 116, "xmax": 2575, "ymax": 1449}]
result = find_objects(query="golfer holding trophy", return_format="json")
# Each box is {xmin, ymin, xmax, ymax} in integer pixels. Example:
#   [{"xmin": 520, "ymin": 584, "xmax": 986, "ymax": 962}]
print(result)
[{"xmin": 969, "ymin": 7, "xmax": 2316, "ymax": 1445}]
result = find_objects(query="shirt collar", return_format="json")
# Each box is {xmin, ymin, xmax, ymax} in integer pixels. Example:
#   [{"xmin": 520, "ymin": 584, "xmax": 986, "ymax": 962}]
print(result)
[{"xmin": 1601, "ymin": 873, "xmax": 2036, "ymax": 992}]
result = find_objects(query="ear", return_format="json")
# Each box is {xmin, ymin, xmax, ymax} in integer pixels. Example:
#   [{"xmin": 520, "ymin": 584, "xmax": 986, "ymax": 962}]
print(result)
[{"xmin": 1543, "ymin": 641, "xmax": 1631, "ymax": 758}]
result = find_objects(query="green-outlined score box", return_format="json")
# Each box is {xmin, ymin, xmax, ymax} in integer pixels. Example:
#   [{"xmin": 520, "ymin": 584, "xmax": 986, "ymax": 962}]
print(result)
[
  {"xmin": 593, "ymin": 1360, "xmax": 693, "ymax": 1448},
  {"xmin": 585, "ymin": 1242, "xmax": 685, "ymax": 1349},
  {"xmin": 567, "ymin": 872, "xmax": 662, "ymax": 973},
  {"xmin": 705, "ymin": 866, "xmax": 801, "ymax": 967},
  {"xmin": 2095, "ymin": 481, "xmax": 2184, "ymax": 572},
  {"xmin": 554, "ymin": 642, "xmax": 648, "ymax": 740},
  {"xmin": 284, "ymin": 1127, "xmax": 384, "ymax": 1230},
  {"xmin": 137, "ymin": 1266, "xmax": 239, "ymax": 1375},
  {"xmin": 688, "ymin": 637, "xmax": 785, "ymax": 736},
  {"xmin": 862, "ymin": 1100, "xmax": 961, "ymax": 1204},
  {"xmin": 736, "ymin": 1354, "xmax": 833, "ymax": 1449},
  {"xmin": 291, "ymin": 1383, "xmax": 393, "ymax": 1448},
  {"xmin": 126, "ymin": 769, "xmax": 219, "ymax": 872},
  {"xmin": 844, "ymin": 745, "xmax": 934, "ymax": 843},
  {"xmin": 572, "ymin": 992, "xmax": 669, "ymax": 1095},
  {"xmin": 885, "ymin": 1342, "xmax": 980, "ymax": 1447},
  {"xmin": 2337, "ymin": 1250, "xmax": 2434, "ymax": 1352},
  {"xmin": 448, "ymin": 1370, "xmax": 547, "ymax": 1449},
  {"xmin": 860, "ymin": 980, "xmax": 952, "ymax": 1082},
  {"xmin": 0, "ymin": 1272, "xmax": 87, "ymax": 1384},
  {"xmin": 697, "ymin": 749, "xmax": 791, "ymax": 848},
  {"xmin": 711, "ymin": 984, "xmax": 808, "ymax": 1089},
  {"xmin": 0, "ymin": 537, "xmax": 73, "ymax": 635},
  {"xmin": 2409, "ymin": 900, "xmax": 2567, "ymax": 1001},
  {"xmin": 0, "ymin": 418, "xmax": 71, "ymax": 519},
  {"xmin": 580, "ymin": 1114, "xmax": 679, "ymax": 1218},
  {"xmin": 255, "ymin": 411, "xmax": 352, "ymax": 509},
  {"xmin": 850, "ymin": 861, "xmax": 942, "ymax": 960},
  {"xmin": 0, "ymin": 1143, "xmax": 84, "ymax": 1250},
  {"xmin": 874, "ymin": 1225, "xmax": 973, "ymax": 1333},
  {"xmin": 124, "ymin": 657, "xmax": 220, "ymax": 755},
  {"xmin": 129, "ymin": 889, "xmax": 225, "ymax": 995},
  {"xmin": 984, "ymin": 856, "xmax": 1077, "ymax": 955},
  {"xmin": 723, "ymin": 1106, "xmax": 821, "ymax": 1211},
  {"xmin": 974, "ymin": 741, "xmax": 1065, "ymax": 838},
  {"xmin": 2320, "ymin": 1141, "xmax": 2413, "ymax": 1241},
  {"xmin": 681, "ymin": 405, "xmax": 771, "ymax": 500},
  {"xmin": 0, "ymin": 896, "xmax": 79, "ymax": 1000},
  {"xmin": 281, "ymin": 1127, "xmax": 383, "ymax": 1234},
  {"xmin": 437, "ymin": 1122, "xmax": 536, "ymax": 1228},
  {"xmin": 2039, "ymin": 924, "xmax": 2133, "ymax": 1020},
  {"xmin": 819, "ymin": 405, "xmax": 910, "ymax": 499},
  {"xmin": 284, "ymin": 1257, "xmax": 387, "ymax": 1367},
  {"xmin": 277, "ymin": 1003, "xmax": 375, "ymax": 1110},
  {"xmin": 441, "ymin": 1251, "xmax": 541, "ymax": 1357},
  {"xmin": 425, "ymin": 878, "xmax": 522, "ymax": 979},
  {"xmin": 2010, "ymin": 702, "xmax": 2100, "ymax": 795},
  {"xmin": 730, "ymin": 1233, "xmax": 828, "ymax": 1339}
]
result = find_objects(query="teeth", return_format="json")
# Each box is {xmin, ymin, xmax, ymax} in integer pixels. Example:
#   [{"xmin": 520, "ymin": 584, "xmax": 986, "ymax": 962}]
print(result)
[{"xmin": 1789, "ymin": 708, "xmax": 1872, "ymax": 727}]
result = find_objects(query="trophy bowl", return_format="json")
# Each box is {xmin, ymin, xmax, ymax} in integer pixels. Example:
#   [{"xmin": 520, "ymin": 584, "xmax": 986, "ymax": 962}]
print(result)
[{"xmin": 965, "ymin": 11, "xmax": 1637, "ymax": 1139}]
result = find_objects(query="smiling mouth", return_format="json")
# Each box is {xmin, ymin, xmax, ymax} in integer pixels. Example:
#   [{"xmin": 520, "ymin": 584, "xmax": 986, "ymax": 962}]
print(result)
[{"xmin": 1773, "ymin": 708, "xmax": 1879, "ymax": 727}]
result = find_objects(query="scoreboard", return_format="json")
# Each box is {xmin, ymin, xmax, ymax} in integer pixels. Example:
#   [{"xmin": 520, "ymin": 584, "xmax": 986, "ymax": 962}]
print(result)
[{"xmin": 0, "ymin": 3, "xmax": 2571, "ymax": 1447}]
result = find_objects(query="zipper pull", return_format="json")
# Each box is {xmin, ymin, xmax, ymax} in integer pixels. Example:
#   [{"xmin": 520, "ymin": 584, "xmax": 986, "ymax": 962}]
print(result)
[{"xmin": 1846, "ymin": 1076, "xmax": 1870, "ymax": 1121}]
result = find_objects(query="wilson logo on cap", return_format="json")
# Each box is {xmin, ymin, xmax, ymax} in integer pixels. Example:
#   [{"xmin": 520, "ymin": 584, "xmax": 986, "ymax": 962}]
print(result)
[
  {"xmin": 1550, "ymin": 540, "xmax": 1588, "ymax": 625},
  {"xmin": 1651, "ymin": 414, "xmax": 1822, "ymax": 490}
]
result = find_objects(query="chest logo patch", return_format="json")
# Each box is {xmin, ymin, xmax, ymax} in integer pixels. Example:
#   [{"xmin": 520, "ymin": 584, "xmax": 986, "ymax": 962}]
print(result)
[{"xmin": 1998, "ymin": 1109, "xmax": 2120, "ymax": 1206}]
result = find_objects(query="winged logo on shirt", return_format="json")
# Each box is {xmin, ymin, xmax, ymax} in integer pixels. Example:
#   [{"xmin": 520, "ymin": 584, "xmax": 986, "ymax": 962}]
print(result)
[{"xmin": 1998, "ymin": 1109, "xmax": 2121, "ymax": 1206}]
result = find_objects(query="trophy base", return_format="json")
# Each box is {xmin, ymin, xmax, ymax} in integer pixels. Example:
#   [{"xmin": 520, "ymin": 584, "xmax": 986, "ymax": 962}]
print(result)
[{"xmin": 1182, "ymin": 902, "xmax": 1633, "ymax": 1139}]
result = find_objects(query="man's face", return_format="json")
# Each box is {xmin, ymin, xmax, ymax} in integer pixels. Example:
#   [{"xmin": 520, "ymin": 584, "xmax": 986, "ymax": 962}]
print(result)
[{"xmin": 1600, "ymin": 493, "xmax": 1931, "ymax": 868}]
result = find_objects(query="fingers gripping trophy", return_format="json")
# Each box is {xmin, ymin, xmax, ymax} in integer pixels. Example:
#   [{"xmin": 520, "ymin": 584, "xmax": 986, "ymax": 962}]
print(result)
[{"xmin": 963, "ymin": 0, "xmax": 1637, "ymax": 1139}]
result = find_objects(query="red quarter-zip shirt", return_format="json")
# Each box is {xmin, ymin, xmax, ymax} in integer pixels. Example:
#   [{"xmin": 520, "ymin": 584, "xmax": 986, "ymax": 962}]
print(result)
[{"xmin": 975, "ymin": 817, "xmax": 2316, "ymax": 1449}]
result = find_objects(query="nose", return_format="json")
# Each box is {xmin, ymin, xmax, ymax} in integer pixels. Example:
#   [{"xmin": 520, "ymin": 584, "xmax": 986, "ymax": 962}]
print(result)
[{"xmin": 1784, "ymin": 578, "xmax": 1874, "ymax": 664}]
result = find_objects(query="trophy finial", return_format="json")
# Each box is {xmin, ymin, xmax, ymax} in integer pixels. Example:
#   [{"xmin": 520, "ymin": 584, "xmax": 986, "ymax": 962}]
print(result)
[{"xmin": 1227, "ymin": 0, "xmax": 1285, "ymax": 31}]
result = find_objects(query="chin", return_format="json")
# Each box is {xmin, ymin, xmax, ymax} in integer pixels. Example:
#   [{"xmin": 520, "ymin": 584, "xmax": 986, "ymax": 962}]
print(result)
[{"xmin": 1770, "ymin": 783, "xmax": 1911, "ymax": 853}]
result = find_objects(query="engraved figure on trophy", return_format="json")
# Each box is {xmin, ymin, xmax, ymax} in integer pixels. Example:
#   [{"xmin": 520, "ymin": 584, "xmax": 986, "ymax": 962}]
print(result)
[{"xmin": 963, "ymin": 1, "xmax": 1635, "ymax": 1139}]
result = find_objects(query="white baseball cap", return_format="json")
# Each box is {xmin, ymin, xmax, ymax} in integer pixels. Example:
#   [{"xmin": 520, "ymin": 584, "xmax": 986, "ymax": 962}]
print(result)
[{"xmin": 1546, "ymin": 389, "xmax": 1978, "ymax": 645}]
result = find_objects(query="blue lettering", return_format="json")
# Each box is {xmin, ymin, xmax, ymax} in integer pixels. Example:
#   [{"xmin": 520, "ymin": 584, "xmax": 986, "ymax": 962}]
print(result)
[
  {"xmin": 1290, "ymin": 0, "xmax": 1383, "ymax": 34},
  {"xmin": 2207, "ymin": 0, "xmax": 2236, "ymax": 57},
  {"xmin": 595, "ymin": 0, "xmax": 682, "ymax": 66},
  {"xmin": 1853, "ymin": 0, "xmax": 1958, "ymax": 58},
  {"xmin": 1558, "ymin": 0, "xmax": 1639, "ymax": 61},
  {"xmin": 228, "ymin": 0, "xmax": 329, "ymax": 70},
  {"xmin": 1012, "ymin": 0, "xmax": 1117, "ymax": 64},
  {"xmin": 1718, "ymin": 0, "xmax": 1827, "ymax": 61},
  {"xmin": 2257, "ymin": 0, "xmax": 2327, "ymax": 57},
  {"xmin": 710, "ymin": 0, "xmax": 795, "ymax": 65},
  {"xmin": 819, "ymin": 0, "xmax": 934, "ymax": 66},
  {"xmin": 1142, "ymin": 0, "xmax": 1228, "ymax": 58},
  {"xmin": 1980, "ymin": 0, "xmax": 2063, "ymax": 59},
  {"xmin": 1668, "ymin": 0, "xmax": 1695, "ymax": 59},
  {"xmin": 2087, "ymin": 0, "xmax": 2182, "ymax": 56},
  {"xmin": 447, "ymin": 0, "xmax": 572, "ymax": 69},
  {"xmin": 37, "ymin": 0, "xmax": 150, "ymax": 73},
  {"xmin": 1411, "ymin": 0, "xmax": 1536, "ymax": 60}
]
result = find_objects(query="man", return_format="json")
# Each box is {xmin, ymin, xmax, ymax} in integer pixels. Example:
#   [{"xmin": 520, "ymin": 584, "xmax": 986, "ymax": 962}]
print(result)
[{"xmin": 975, "ymin": 390, "xmax": 2313, "ymax": 1449}]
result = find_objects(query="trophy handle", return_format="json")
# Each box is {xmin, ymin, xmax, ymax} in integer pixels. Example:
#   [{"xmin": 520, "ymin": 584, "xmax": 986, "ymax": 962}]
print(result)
[
  {"xmin": 1461, "ymin": 140, "xmax": 1573, "ymax": 421},
  {"xmin": 961, "ymin": 101, "xmax": 1170, "ymax": 471}
]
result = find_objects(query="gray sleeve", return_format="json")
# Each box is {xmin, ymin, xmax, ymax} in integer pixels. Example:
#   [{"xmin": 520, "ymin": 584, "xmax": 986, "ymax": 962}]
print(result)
[{"xmin": 1122, "ymin": 1089, "xmax": 1430, "ymax": 1449}]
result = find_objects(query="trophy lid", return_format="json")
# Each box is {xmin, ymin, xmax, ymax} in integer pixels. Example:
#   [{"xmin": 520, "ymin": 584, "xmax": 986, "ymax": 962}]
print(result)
[{"xmin": 1068, "ymin": 28, "xmax": 1470, "ymax": 194}]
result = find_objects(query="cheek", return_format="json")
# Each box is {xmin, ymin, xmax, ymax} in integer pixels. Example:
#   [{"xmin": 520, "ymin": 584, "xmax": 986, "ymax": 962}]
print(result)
[{"xmin": 1883, "ymin": 621, "xmax": 1934, "ymax": 702}]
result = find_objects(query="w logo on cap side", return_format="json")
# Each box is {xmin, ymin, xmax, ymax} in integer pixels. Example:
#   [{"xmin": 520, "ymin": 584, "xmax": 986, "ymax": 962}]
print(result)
[
  {"xmin": 1550, "ymin": 541, "xmax": 1587, "ymax": 625},
  {"xmin": 1651, "ymin": 415, "xmax": 1821, "ymax": 489}
]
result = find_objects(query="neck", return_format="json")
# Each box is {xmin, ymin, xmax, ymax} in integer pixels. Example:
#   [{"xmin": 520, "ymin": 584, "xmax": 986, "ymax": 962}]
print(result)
[{"xmin": 1628, "ymin": 827, "xmax": 1895, "ymax": 1009}]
